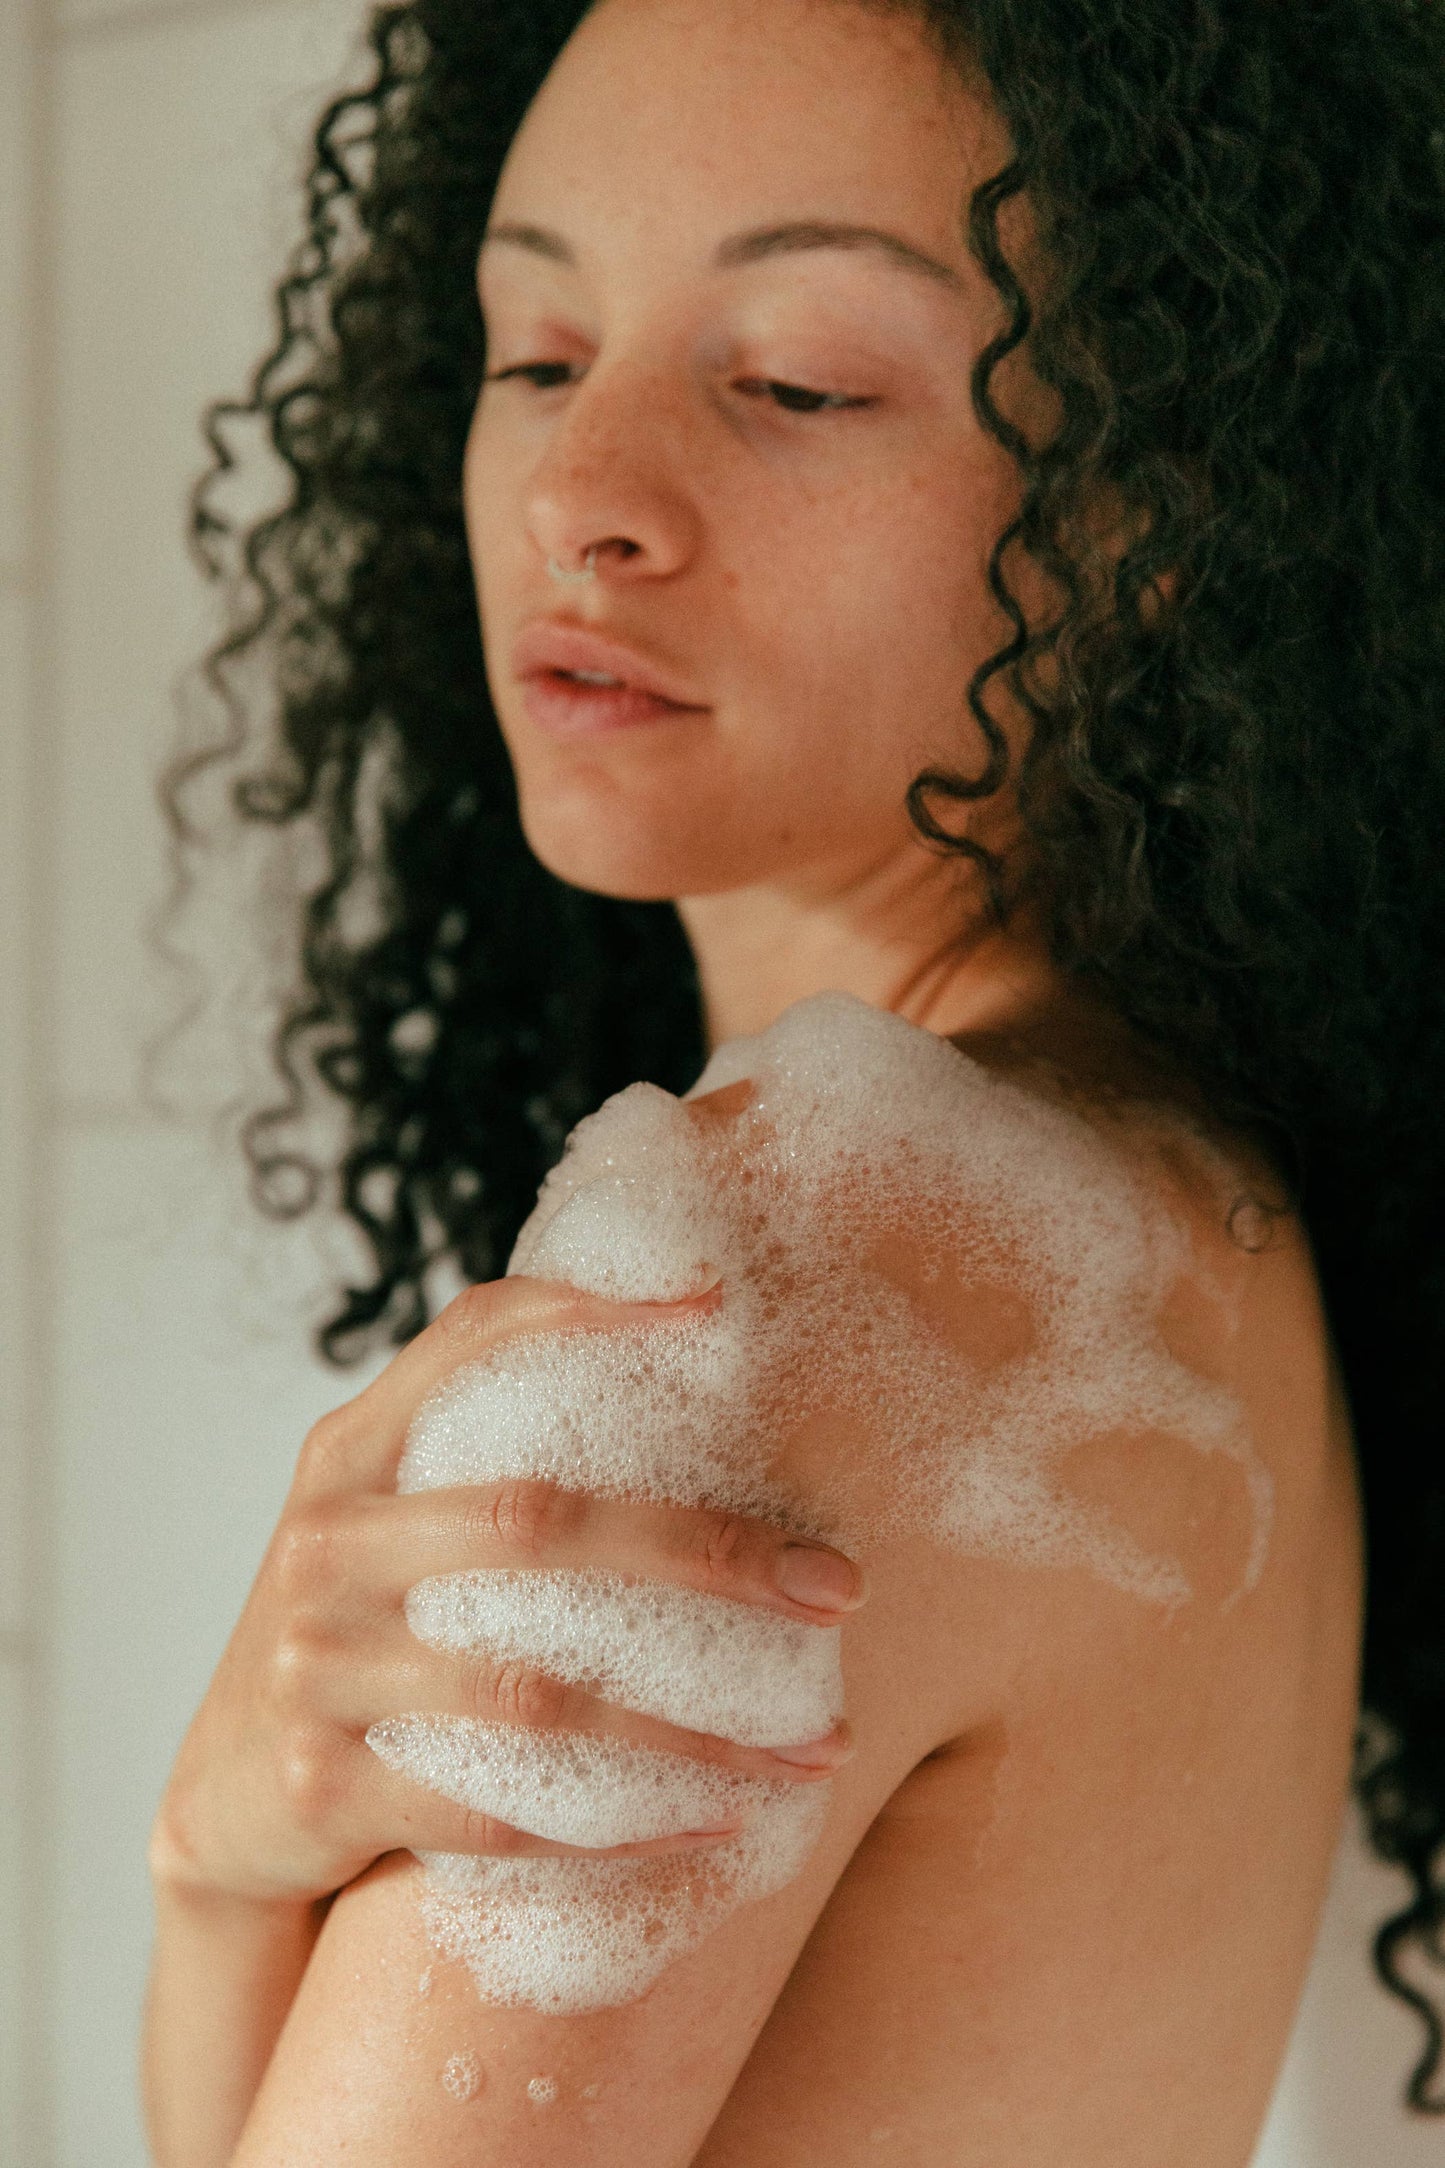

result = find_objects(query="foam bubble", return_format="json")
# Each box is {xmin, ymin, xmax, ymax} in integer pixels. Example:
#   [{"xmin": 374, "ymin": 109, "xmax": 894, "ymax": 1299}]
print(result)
[
  {"xmin": 410, "ymin": 991, "xmax": 1267, "ymax": 1597},
  {"xmin": 441, "ymin": 2052, "xmax": 482, "ymax": 2102},
  {"xmin": 390, "ymin": 990, "xmax": 1269, "ymax": 2016},
  {"xmin": 404, "ymin": 1569, "xmax": 843, "ymax": 1748},
  {"xmin": 366, "ymin": 1716, "xmax": 794, "ymax": 1850},
  {"xmin": 415, "ymin": 1778, "xmax": 828, "ymax": 2013},
  {"xmin": 527, "ymin": 2076, "xmax": 559, "ymax": 2106}
]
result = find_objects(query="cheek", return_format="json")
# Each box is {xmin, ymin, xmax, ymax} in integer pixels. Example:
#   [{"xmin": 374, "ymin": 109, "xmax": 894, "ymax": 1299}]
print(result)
[
  {"xmin": 731, "ymin": 445, "xmax": 1019, "ymax": 784},
  {"xmin": 461, "ymin": 406, "xmax": 523, "ymax": 608}
]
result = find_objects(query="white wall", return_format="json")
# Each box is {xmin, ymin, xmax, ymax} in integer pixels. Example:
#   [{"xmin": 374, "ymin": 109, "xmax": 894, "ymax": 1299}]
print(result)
[
  {"xmin": 3, "ymin": 1, "xmax": 384, "ymax": 2161},
  {"xmin": 0, "ymin": 0, "xmax": 1440, "ymax": 2160}
]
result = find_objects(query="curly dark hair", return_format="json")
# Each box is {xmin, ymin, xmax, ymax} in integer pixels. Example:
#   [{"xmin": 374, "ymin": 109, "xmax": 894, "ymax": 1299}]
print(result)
[{"xmin": 170, "ymin": 0, "xmax": 1445, "ymax": 2113}]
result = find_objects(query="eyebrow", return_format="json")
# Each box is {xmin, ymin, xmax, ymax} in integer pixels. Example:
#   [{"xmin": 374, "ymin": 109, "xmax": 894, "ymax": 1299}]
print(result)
[{"xmin": 481, "ymin": 217, "xmax": 966, "ymax": 294}]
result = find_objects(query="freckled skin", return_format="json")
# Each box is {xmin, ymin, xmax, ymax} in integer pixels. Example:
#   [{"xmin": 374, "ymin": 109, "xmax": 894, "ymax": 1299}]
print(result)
[
  {"xmin": 466, "ymin": 0, "xmax": 1050, "ymax": 933},
  {"xmin": 155, "ymin": 2, "xmax": 1361, "ymax": 2163},
  {"xmin": 231, "ymin": 1003, "xmax": 1358, "ymax": 2168}
]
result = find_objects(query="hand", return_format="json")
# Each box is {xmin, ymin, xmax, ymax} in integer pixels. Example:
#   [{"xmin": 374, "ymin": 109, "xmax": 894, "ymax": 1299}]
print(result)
[{"xmin": 149, "ymin": 1274, "xmax": 865, "ymax": 1909}]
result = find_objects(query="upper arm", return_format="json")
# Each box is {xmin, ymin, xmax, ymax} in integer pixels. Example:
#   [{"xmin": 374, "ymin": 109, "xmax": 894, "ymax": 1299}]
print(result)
[
  {"xmin": 230, "ymin": 1098, "xmax": 1362, "ymax": 2168},
  {"xmin": 695, "ymin": 1178, "xmax": 1364, "ymax": 2168},
  {"xmin": 227, "ymin": 1530, "xmax": 978, "ymax": 2167}
]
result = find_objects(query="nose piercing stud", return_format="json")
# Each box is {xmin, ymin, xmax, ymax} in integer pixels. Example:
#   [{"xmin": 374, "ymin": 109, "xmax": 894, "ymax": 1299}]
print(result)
[{"xmin": 547, "ymin": 546, "xmax": 600, "ymax": 586}]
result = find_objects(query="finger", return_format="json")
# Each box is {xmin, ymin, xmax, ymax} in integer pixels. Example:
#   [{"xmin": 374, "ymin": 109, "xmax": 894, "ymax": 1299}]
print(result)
[
  {"xmin": 327, "ymin": 1638, "xmax": 855, "ymax": 1786},
  {"xmin": 344, "ymin": 1483, "xmax": 867, "ymax": 1625},
  {"xmin": 292, "ymin": 1276, "xmax": 722, "ymax": 1503},
  {"xmin": 345, "ymin": 1735, "xmax": 742, "ymax": 1861}
]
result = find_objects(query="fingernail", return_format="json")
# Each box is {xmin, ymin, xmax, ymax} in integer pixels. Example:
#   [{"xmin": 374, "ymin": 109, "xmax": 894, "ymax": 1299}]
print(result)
[
  {"xmin": 770, "ymin": 1731, "xmax": 854, "ymax": 1770},
  {"xmin": 776, "ymin": 1544, "xmax": 865, "ymax": 1612}
]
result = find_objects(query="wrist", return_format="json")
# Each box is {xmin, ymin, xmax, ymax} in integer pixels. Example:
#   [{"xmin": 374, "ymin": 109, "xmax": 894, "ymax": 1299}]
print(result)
[
  {"xmin": 148, "ymin": 1815, "xmax": 318, "ymax": 1922},
  {"xmin": 150, "ymin": 1870, "xmax": 324, "ymax": 1951}
]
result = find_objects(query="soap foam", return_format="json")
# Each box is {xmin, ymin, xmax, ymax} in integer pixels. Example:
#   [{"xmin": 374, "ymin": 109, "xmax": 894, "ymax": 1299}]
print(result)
[
  {"xmin": 441, "ymin": 2052, "xmax": 482, "ymax": 2103},
  {"xmin": 409, "ymin": 993, "xmax": 1266, "ymax": 1593},
  {"xmin": 404, "ymin": 1568, "xmax": 843, "ymax": 1747},
  {"xmin": 388, "ymin": 991, "xmax": 1270, "ymax": 2015},
  {"xmin": 414, "ymin": 1777, "xmax": 828, "ymax": 2012},
  {"xmin": 366, "ymin": 1715, "xmax": 794, "ymax": 1849}
]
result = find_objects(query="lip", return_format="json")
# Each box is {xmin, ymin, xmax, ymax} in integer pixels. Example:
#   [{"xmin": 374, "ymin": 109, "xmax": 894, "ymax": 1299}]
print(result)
[{"xmin": 511, "ymin": 620, "xmax": 712, "ymax": 740}]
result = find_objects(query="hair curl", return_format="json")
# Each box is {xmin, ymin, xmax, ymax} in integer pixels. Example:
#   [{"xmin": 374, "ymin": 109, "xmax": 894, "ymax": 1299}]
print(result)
[{"xmin": 171, "ymin": 0, "xmax": 1445, "ymax": 2112}]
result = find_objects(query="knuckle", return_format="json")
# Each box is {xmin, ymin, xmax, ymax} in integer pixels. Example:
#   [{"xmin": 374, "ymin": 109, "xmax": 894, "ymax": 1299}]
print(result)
[
  {"xmin": 269, "ymin": 1506, "xmax": 345, "ymax": 1611},
  {"xmin": 448, "ymin": 1281, "xmax": 502, "ymax": 1337},
  {"xmin": 148, "ymin": 1792, "xmax": 204, "ymax": 1885},
  {"xmin": 459, "ymin": 1808, "xmax": 523, "ymax": 1857},
  {"xmin": 481, "ymin": 1477, "xmax": 574, "ymax": 1560},
  {"xmin": 268, "ymin": 1625, "xmax": 325, "ymax": 1714},
  {"xmin": 278, "ymin": 1728, "xmax": 345, "ymax": 1830},
  {"xmin": 445, "ymin": 1274, "xmax": 592, "ymax": 1348},
  {"xmin": 698, "ymin": 1511, "xmax": 756, "ymax": 1586},
  {"xmin": 488, "ymin": 1659, "xmax": 569, "ymax": 1731},
  {"xmin": 296, "ymin": 1405, "xmax": 361, "ymax": 1490}
]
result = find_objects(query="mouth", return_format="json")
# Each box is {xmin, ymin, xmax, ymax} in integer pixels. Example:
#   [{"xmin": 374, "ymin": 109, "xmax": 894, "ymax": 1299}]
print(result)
[
  {"xmin": 522, "ymin": 669, "xmax": 708, "ymax": 738},
  {"xmin": 511, "ymin": 620, "xmax": 712, "ymax": 740}
]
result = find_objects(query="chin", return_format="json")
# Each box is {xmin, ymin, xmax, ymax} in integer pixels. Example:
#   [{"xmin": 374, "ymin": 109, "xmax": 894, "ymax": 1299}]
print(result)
[{"xmin": 517, "ymin": 790, "xmax": 773, "ymax": 902}]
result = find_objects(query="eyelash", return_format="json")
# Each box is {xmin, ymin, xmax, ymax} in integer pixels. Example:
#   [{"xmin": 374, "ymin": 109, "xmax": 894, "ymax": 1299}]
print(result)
[{"xmin": 483, "ymin": 361, "xmax": 874, "ymax": 415}]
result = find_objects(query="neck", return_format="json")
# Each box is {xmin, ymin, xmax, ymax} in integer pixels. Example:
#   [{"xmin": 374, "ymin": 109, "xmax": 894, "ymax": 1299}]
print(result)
[{"xmin": 674, "ymin": 843, "xmax": 1059, "ymax": 1057}]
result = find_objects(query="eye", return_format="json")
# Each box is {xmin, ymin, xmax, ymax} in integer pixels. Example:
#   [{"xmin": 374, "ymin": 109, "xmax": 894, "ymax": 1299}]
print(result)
[
  {"xmin": 733, "ymin": 375, "xmax": 874, "ymax": 415},
  {"xmin": 483, "ymin": 361, "xmax": 578, "ymax": 390},
  {"xmin": 483, "ymin": 362, "xmax": 876, "ymax": 415}
]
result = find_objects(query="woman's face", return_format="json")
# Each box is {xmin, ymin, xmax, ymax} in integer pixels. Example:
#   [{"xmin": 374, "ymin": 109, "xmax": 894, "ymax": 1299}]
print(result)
[{"xmin": 465, "ymin": 0, "xmax": 1036, "ymax": 904}]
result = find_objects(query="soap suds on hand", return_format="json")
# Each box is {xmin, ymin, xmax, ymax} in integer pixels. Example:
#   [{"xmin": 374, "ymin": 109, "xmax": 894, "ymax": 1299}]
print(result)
[
  {"xmin": 378, "ymin": 992, "xmax": 1268, "ymax": 2016},
  {"xmin": 404, "ymin": 1567, "xmax": 842, "ymax": 1748}
]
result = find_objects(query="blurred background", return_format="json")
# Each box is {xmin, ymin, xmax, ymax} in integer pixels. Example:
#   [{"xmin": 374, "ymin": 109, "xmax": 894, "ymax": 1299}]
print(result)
[{"xmin": 0, "ymin": 0, "xmax": 1441, "ymax": 2160}]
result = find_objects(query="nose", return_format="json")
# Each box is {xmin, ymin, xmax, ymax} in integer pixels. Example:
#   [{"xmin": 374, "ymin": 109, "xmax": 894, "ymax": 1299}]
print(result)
[{"xmin": 524, "ymin": 357, "xmax": 701, "ymax": 586}]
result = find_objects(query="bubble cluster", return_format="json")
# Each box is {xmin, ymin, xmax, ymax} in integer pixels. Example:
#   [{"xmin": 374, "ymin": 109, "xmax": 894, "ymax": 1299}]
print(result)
[
  {"xmin": 367, "ymin": 1715, "xmax": 796, "ymax": 1850},
  {"xmin": 413, "ymin": 1780, "xmax": 828, "ymax": 2013},
  {"xmin": 404, "ymin": 1568, "xmax": 843, "ymax": 1747},
  {"xmin": 385, "ymin": 991, "xmax": 1268, "ymax": 2015},
  {"xmin": 440, "ymin": 2052, "xmax": 482, "ymax": 2103}
]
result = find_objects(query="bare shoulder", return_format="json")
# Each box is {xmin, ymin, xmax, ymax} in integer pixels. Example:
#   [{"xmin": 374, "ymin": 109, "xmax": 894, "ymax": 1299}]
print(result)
[
  {"xmin": 234, "ymin": 1016, "xmax": 1364, "ymax": 2168},
  {"xmin": 698, "ymin": 1043, "xmax": 1364, "ymax": 2168},
  {"xmin": 1037, "ymin": 1062, "xmax": 1358, "ymax": 1624}
]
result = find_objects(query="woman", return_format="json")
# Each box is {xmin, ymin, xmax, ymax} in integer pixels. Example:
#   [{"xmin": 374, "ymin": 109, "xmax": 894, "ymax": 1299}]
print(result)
[{"xmin": 145, "ymin": 0, "xmax": 1444, "ymax": 2160}]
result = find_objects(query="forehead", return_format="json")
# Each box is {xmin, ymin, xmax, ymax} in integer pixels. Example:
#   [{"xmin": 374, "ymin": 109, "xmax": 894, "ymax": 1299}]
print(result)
[{"xmin": 490, "ymin": 0, "xmax": 1003, "ymax": 270}]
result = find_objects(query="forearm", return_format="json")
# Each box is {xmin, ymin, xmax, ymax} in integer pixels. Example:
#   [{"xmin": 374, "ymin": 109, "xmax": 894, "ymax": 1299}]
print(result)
[
  {"xmin": 228, "ymin": 1851, "xmax": 812, "ymax": 2168},
  {"xmin": 143, "ymin": 1874, "xmax": 327, "ymax": 2168}
]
